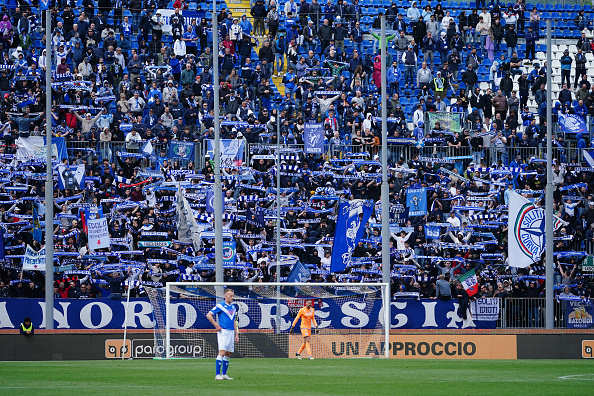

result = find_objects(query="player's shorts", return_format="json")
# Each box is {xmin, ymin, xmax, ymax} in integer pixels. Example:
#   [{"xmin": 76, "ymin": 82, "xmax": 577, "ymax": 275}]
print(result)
[
  {"xmin": 217, "ymin": 328, "xmax": 235, "ymax": 352},
  {"xmin": 301, "ymin": 328, "xmax": 311, "ymax": 337}
]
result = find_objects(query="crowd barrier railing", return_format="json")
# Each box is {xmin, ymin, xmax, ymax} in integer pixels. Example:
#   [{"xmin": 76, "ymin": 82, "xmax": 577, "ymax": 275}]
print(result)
[{"xmin": 497, "ymin": 297, "xmax": 568, "ymax": 329}]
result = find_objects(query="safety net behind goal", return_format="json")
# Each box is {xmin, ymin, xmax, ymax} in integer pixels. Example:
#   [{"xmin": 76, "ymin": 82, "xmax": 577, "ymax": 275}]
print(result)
[{"xmin": 146, "ymin": 283, "xmax": 388, "ymax": 359}]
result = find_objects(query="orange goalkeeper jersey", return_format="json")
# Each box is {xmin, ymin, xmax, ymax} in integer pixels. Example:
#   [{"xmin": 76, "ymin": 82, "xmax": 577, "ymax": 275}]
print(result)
[{"xmin": 292, "ymin": 306, "xmax": 317, "ymax": 329}]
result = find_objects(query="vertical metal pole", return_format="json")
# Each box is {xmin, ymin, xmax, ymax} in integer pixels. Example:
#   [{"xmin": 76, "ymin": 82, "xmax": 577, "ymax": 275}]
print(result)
[
  {"xmin": 545, "ymin": 20, "xmax": 554, "ymax": 330},
  {"xmin": 380, "ymin": 16, "xmax": 391, "ymax": 358},
  {"xmin": 122, "ymin": 282, "xmax": 131, "ymax": 360},
  {"xmin": 165, "ymin": 283, "xmax": 171, "ymax": 358},
  {"xmin": 44, "ymin": 9, "xmax": 54, "ymax": 330},
  {"xmin": 213, "ymin": 3, "xmax": 224, "ymax": 295},
  {"xmin": 276, "ymin": 106, "xmax": 281, "ymax": 333}
]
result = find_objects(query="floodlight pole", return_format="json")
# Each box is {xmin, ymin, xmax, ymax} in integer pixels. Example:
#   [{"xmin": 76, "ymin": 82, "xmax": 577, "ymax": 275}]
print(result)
[
  {"xmin": 276, "ymin": 103, "xmax": 281, "ymax": 334},
  {"xmin": 213, "ymin": 5, "xmax": 224, "ymax": 295},
  {"xmin": 545, "ymin": 20, "xmax": 554, "ymax": 329},
  {"xmin": 44, "ymin": 9, "xmax": 54, "ymax": 330},
  {"xmin": 380, "ymin": 16, "xmax": 391, "ymax": 358}
]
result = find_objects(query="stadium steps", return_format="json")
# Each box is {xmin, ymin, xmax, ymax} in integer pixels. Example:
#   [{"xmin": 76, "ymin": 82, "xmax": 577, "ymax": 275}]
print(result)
[{"xmin": 227, "ymin": 0, "xmax": 285, "ymax": 97}]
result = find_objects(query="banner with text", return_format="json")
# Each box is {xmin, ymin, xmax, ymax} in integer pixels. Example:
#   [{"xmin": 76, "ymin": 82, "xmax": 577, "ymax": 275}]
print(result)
[
  {"xmin": 0, "ymin": 298, "xmax": 497, "ymax": 330},
  {"xmin": 88, "ymin": 217, "xmax": 111, "ymax": 251},
  {"xmin": 304, "ymin": 123, "xmax": 324, "ymax": 154}
]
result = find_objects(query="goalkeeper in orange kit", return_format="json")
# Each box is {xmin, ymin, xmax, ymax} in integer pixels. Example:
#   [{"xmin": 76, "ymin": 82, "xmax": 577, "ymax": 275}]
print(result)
[{"xmin": 289, "ymin": 299, "xmax": 318, "ymax": 360}]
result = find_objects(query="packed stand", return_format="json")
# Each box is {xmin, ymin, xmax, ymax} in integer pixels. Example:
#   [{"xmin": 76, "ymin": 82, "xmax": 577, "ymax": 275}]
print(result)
[{"xmin": 0, "ymin": 0, "xmax": 592, "ymax": 315}]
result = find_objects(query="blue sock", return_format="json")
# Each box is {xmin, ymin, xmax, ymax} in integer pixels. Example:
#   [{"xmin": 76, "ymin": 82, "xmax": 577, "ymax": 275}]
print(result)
[
  {"xmin": 222, "ymin": 356, "xmax": 230, "ymax": 375},
  {"xmin": 216, "ymin": 355, "xmax": 223, "ymax": 375}
]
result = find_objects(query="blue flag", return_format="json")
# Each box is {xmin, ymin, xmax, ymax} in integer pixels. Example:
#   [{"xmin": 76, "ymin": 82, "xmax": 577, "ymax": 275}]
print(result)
[
  {"xmin": 168, "ymin": 141, "xmax": 195, "ymax": 161},
  {"xmin": 406, "ymin": 187, "xmax": 427, "ymax": 217},
  {"xmin": 287, "ymin": 260, "xmax": 311, "ymax": 282},
  {"xmin": 205, "ymin": 190, "xmax": 224, "ymax": 214},
  {"xmin": 45, "ymin": 136, "xmax": 68, "ymax": 160},
  {"xmin": 330, "ymin": 200, "xmax": 374, "ymax": 273},
  {"xmin": 389, "ymin": 206, "xmax": 409, "ymax": 224},
  {"xmin": 32, "ymin": 203, "xmax": 42, "ymax": 243},
  {"xmin": 558, "ymin": 111, "xmax": 588, "ymax": 135},
  {"xmin": 206, "ymin": 190, "xmax": 215, "ymax": 214},
  {"xmin": 0, "ymin": 228, "xmax": 5, "ymax": 261},
  {"xmin": 246, "ymin": 206, "xmax": 265, "ymax": 228},
  {"xmin": 425, "ymin": 225, "xmax": 441, "ymax": 240},
  {"xmin": 304, "ymin": 123, "xmax": 324, "ymax": 154}
]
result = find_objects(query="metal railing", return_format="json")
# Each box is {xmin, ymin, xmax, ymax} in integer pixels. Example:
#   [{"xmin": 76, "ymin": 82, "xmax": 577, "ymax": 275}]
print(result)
[
  {"xmin": 61, "ymin": 140, "xmax": 588, "ymax": 173},
  {"xmin": 246, "ymin": 143, "xmax": 585, "ymax": 166},
  {"xmin": 497, "ymin": 297, "xmax": 567, "ymax": 329}
]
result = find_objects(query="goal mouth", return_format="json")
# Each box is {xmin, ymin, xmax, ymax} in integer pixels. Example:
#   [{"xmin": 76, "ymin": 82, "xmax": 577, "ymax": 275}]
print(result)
[{"xmin": 146, "ymin": 282, "xmax": 391, "ymax": 359}]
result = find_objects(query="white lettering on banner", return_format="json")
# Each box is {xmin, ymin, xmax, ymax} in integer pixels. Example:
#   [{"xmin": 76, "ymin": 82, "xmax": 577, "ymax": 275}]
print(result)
[
  {"xmin": 0, "ymin": 302, "xmax": 15, "ymax": 328},
  {"xmin": 421, "ymin": 301, "xmax": 438, "ymax": 327},
  {"xmin": 258, "ymin": 303, "xmax": 291, "ymax": 330},
  {"xmin": 390, "ymin": 302, "xmax": 409, "ymax": 328},
  {"xmin": 120, "ymin": 301, "xmax": 154, "ymax": 328},
  {"xmin": 169, "ymin": 303, "xmax": 197, "ymax": 329},
  {"xmin": 235, "ymin": 302, "xmax": 250, "ymax": 328},
  {"xmin": 79, "ymin": 302, "xmax": 113, "ymax": 329},
  {"xmin": 38, "ymin": 301, "xmax": 71, "ymax": 329},
  {"xmin": 446, "ymin": 303, "xmax": 475, "ymax": 329},
  {"xmin": 314, "ymin": 305, "xmax": 332, "ymax": 329},
  {"xmin": 0, "ymin": 299, "xmax": 500, "ymax": 330},
  {"xmin": 341, "ymin": 301, "xmax": 369, "ymax": 328},
  {"xmin": 88, "ymin": 217, "xmax": 111, "ymax": 251}
]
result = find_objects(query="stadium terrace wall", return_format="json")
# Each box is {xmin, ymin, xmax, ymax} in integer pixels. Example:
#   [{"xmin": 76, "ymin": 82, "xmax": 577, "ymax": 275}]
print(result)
[{"xmin": 0, "ymin": 330, "xmax": 593, "ymax": 361}]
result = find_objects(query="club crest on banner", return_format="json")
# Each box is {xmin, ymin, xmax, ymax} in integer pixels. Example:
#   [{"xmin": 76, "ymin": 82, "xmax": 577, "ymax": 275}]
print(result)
[
  {"xmin": 171, "ymin": 142, "xmax": 192, "ymax": 158},
  {"xmin": 514, "ymin": 202, "xmax": 545, "ymax": 263}
]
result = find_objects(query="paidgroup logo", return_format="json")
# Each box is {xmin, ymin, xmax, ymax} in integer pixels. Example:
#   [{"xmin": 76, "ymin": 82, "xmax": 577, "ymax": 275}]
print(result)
[
  {"xmin": 514, "ymin": 202, "xmax": 545, "ymax": 261},
  {"xmin": 105, "ymin": 339, "xmax": 132, "ymax": 359},
  {"xmin": 583, "ymin": 340, "xmax": 594, "ymax": 358},
  {"xmin": 105, "ymin": 339, "xmax": 204, "ymax": 359}
]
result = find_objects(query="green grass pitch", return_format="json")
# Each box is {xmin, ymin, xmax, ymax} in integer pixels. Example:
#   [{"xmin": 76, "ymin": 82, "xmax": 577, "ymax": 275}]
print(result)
[{"xmin": 0, "ymin": 359, "xmax": 592, "ymax": 395}]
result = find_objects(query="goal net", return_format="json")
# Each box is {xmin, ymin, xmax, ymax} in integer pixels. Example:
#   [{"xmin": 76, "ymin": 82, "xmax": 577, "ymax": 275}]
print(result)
[{"xmin": 146, "ymin": 282, "xmax": 390, "ymax": 359}]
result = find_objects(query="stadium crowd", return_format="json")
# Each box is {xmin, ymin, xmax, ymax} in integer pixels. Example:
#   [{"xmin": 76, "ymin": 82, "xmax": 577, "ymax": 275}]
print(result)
[{"xmin": 0, "ymin": 0, "xmax": 592, "ymax": 319}]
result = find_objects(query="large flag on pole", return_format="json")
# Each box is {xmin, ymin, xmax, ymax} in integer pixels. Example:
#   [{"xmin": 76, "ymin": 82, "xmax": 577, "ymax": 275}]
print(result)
[
  {"xmin": 32, "ymin": 203, "xmax": 42, "ymax": 243},
  {"xmin": 508, "ymin": 191, "xmax": 546, "ymax": 268},
  {"xmin": 330, "ymin": 199, "xmax": 374, "ymax": 273},
  {"xmin": 459, "ymin": 269, "xmax": 479, "ymax": 296},
  {"xmin": 177, "ymin": 186, "xmax": 201, "ymax": 251}
]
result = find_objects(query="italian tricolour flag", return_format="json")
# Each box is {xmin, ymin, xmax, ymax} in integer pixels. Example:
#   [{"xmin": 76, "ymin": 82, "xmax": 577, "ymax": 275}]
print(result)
[{"xmin": 459, "ymin": 269, "xmax": 479, "ymax": 296}]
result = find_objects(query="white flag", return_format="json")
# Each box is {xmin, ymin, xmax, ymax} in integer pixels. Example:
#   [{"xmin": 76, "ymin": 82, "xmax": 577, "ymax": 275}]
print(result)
[
  {"xmin": 507, "ymin": 192, "xmax": 545, "ymax": 268},
  {"xmin": 88, "ymin": 217, "xmax": 111, "ymax": 251},
  {"xmin": 22, "ymin": 245, "xmax": 46, "ymax": 271}
]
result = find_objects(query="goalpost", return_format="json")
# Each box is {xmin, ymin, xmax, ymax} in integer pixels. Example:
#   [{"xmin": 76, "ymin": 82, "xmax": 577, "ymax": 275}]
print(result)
[{"xmin": 146, "ymin": 282, "xmax": 391, "ymax": 359}]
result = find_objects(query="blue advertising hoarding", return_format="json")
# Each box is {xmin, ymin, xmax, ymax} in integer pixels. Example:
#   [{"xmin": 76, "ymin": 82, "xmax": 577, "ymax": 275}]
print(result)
[{"xmin": 0, "ymin": 298, "xmax": 495, "ymax": 330}]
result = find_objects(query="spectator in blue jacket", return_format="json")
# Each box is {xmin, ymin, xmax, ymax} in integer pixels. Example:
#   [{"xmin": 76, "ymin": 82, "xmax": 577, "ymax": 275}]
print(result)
[
  {"xmin": 436, "ymin": 31, "xmax": 450, "ymax": 63},
  {"xmin": 239, "ymin": 14, "xmax": 253, "ymax": 36},
  {"xmin": 560, "ymin": 49, "xmax": 572, "ymax": 88},
  {"xmin": 575, "ymin": 100, "xmax": 588, "ymax": 121},
  {"xmin": 525, "ymin": 26, "xmax": 537, "ymax": 61},
  {"xmin": 387, "ymin": 61, "xmax": 400, "ymax": 95}
]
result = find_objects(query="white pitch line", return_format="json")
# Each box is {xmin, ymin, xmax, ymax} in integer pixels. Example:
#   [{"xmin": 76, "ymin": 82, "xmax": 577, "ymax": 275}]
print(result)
[{"xmin": 558, "ymin": 374, "xmax": 594, "ymax": 380}]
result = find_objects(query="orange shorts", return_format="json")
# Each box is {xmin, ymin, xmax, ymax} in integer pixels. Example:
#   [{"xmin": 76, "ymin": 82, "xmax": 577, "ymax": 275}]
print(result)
[{"xmin": 301, "ymin": 328, "xmax": 311, "ymax": 337}]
